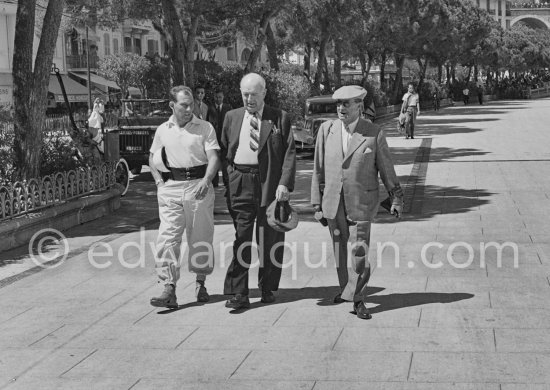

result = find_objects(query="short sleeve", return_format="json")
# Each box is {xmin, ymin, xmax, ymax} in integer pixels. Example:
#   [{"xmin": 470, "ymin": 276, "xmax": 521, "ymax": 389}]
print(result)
[
  {"xmin": 204, "ymin": 122, "xmax": 220, "ymax": 151},
  {"xmin": 149, "ymin": 126, "xmax": 163, "ymax": 154}
]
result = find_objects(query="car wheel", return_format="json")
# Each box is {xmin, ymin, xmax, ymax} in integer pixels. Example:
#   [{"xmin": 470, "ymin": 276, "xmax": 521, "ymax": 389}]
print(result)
[
  {"xmin": 115, "ymin": 158, "xmax": 130, "ymax": 196},
  {"xmin": 130, "ymin": 164, "xmax": 142, "ymax": 175}
]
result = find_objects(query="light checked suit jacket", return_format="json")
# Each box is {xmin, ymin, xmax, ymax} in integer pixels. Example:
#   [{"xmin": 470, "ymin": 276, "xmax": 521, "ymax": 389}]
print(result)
[{"xmin": 311, "ymin": 118, "xmax": 400, "ymax": 221}]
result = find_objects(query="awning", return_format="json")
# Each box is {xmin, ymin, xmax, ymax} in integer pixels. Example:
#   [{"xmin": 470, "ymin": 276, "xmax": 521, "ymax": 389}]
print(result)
[
  {"xmin": 69, "ymin": 72, "xmax": 120, "ymax": 90},
  {"xmin": 48, "ymin": 74, "xmax": 91, "ymax": 103}
]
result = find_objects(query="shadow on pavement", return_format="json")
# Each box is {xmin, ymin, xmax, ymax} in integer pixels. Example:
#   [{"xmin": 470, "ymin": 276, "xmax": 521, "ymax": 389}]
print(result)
[{"xmin": 368, "ymin": 291, "xmax": 474, "ymax": 314}]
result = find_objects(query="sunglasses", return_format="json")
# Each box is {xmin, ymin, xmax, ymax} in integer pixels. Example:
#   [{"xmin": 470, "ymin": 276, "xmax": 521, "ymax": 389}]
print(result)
[{"xmin": 335, "ymin": 100, "xmax": 360, "ymax": 108}]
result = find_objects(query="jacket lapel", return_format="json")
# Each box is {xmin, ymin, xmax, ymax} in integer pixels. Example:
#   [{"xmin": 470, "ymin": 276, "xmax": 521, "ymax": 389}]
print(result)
[
  {"xmin": 329, "ymin": 119, "xmax": 343, "ymax": 165},
  {"xmin": 232, "ymin": 108, "xmax": 245, "ymax": 149},
  {"xmin": 258, "ymin": 105, "xmax": 273, "ymax": 153},
  {"xmin": 343, "ymin": 119, "xmax": 367, "ymax": 163}
]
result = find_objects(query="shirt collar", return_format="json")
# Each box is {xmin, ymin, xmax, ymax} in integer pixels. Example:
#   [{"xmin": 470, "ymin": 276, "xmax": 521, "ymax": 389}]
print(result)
[
  {"xmin": 168, "ymin": 115, "xmax": 198, "ymax": 129},
  {"xmin": 342, "ymin": 117, "xmax": 359, "ymax": 134},
  {"xmin": 245, "ymin": 105, "xmax": 264, "ymax": 120}
]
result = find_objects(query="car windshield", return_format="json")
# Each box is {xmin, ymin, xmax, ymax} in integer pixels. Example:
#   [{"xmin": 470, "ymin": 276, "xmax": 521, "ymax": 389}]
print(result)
[{"xmin": 307, "ymin": 101, "xmax": 337, "ymax": 115}]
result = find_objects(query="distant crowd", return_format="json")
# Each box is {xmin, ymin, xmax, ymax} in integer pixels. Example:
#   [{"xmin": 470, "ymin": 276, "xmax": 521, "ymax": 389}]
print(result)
[{"xmin": 510, "ymin": 1, "xmax": 550, "ymax": 8}]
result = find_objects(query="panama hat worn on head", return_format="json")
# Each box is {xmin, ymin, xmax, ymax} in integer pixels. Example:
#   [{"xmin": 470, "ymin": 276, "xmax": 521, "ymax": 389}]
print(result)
[
  {"xmin": 152, "ymin": 147, "xmax": 171, "ymax": 173},
  {"xmin": 266, "ymin": 200, "xmax": 299, "ymax": 232},
  {"xmin": 332, "ymin": 85, "xmax": 367, "ymax": 101}
]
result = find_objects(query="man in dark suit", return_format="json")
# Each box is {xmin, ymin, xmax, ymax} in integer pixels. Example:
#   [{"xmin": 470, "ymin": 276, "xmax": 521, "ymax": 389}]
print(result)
[
  {"xmin": 221, "ymin": 73, "xmax": 296, "ymax": 310},
  {"xmin": 207, "ymin": 90, "xmax": 232, "ymax": 187},
  {"xmin": 311, "ymin": 85, "xmax": 403, "ymax": 320},
  {"xmin": 193, "ymin": 85, "xmax": 208, "ymax": 120}
]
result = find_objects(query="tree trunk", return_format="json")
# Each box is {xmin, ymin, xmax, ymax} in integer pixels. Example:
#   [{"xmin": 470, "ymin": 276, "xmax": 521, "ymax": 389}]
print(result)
[
  {"xmin": 365, "ymin": 52, "xmax": 373, "ymax": 78},
  {"xmin": 333, "ymin": 39, "xmax": 342, "ymax": 89},
  {"xmin": 451, "ymin": 65, "xmax": 456, "ymax": 84},
  {"xmin": 184, "ymin": 16, "xmax": 200, "ymax": 88},
  {"xmin": 391, "ymin": 54, "xmax": 405, "ymax": 105},
  {"xmin": 322, "ymin": 55, "xmax": 331, "ymax": 92},
  {"xmin": 437, "ymin": 63, "xmax": 443, "ymax": 84},
  {"xmin": 358, "ymin": 52, "xmax": 366, "ymax": 75},
  {"xmin": 445, "ymin": 64, "xmax": 450, "ymax": 86},
  {"xmin": 13, "ymin": 0, "xmax": 64, "ymax": 180},
  {"xmin": 265, "ymin": 21, "xmax": 279, "ymax": 71},
  {"xmin": 466, "ymin": 65, "xmax": 472, "ymax": 82},
  {"xmin": 245, "ymin": 9, "xmax": 275, "ymax": 73},
  {"xmin": 161, "ymin": 0, "xmax": 185, "ymax": 86},
  {"xmin": 416, "ymin": 57, "xmax": 428, "ymax": 92},
  {"xmin": 313, "ymin": 30, "xmax": 330, "ymax": 93},
  {"xmin": 474, "ymin": 64, "xmax": 478, "ymax": 82},
  {"xmin": 303, "ymin": 42, "xmax": 311, "ymax": 79},
  {"xmin": 379, "ymin": 51, "xmax": 386, "ymax": 91}
]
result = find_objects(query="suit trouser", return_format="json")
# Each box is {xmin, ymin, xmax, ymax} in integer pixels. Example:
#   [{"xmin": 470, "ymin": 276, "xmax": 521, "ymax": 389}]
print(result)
[
  {"xmin": 155, "ymin": 179, "xmax": 215, "ymax": 286},
  {"xmin": 405, "ymin": 107, "xmax": 417, "ymax": 138},
  {"xmin": 224, "ymin": 166, "xmax": 284, "ymax": 296},
  {"xmin": 327, "ymin": 194, "xmax": 372, "ymax": 303}
]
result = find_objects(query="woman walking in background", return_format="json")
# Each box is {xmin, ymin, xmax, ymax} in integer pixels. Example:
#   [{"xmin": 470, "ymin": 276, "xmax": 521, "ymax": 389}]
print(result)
[{"xmin": 401, "ymin": 83, "xmax": 420, "ymax": 139}]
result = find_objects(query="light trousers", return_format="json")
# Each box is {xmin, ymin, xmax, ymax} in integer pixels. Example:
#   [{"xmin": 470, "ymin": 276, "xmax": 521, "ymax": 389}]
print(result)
[{"xmin": 155, "ymin": 179, "xmax": 215, "ymax": 286}]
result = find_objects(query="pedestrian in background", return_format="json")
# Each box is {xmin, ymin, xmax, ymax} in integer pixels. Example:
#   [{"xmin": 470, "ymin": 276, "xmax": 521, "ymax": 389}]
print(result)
[
  {"xmin": 149, "ymin": 85, "xmax": 221, "ymax": 309},
  {"xmin": 401, "ymin": 83, "xmax": 420, "ymax": 139},
  {"xmin": 193, "ymin": 85, "xmax": 208, "ymax": 120},
  {"xmin": 462, "ymin": 87, "xmax": 470, "ymax": 105},
  {"xmin": 207, "ymin": 90, "xmax": 232, "ymax": 188},
  {"xmin": 476, "ymin": 79, "xmax": 484, "ymax": 105},
  {"xmin": 311, "ymin": 85, "xmax": 403, "ymax": 320},
  {"xmin": 220, "ymin": 73, "xmax": 296, "ymax": 310}
]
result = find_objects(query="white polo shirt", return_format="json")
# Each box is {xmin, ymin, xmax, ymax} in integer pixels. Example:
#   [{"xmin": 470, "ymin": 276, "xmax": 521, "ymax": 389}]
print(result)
[
  {"xmin": 150, "ymin": 115, "xmax": 219, "ymax": 168},
  {"xmin": 234, "ymin": 107, "xmax": 265, "ymax": 165}
]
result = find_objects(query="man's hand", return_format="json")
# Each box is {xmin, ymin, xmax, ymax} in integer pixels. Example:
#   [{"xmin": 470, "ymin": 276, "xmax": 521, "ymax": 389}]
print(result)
[
  {"xmin": 390, "ymin": 202, "xmax": 403, "ymax": 219},
  {"xmin": 276, "ymin": 185, "xmax": 290, "ymax": 201},
  {"xmin": 192, "ymin": 178, "xmax": 210, "ymax": 200}
]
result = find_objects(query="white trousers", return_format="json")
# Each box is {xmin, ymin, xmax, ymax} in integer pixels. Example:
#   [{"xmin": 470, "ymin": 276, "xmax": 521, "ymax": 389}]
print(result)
[{"xmin": 155, "ymin": 179, "xmax": 215, "ymax": 286}]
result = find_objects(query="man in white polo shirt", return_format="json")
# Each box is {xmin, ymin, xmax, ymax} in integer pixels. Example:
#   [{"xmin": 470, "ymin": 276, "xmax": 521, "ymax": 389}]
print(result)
[{"xmin": 149, "ymin": 85, "xmax": 220, "ymax": 309}]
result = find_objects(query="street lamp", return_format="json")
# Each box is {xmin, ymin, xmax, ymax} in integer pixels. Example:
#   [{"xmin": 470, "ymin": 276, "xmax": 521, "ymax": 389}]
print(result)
[{"xmin": 82, "ymin": 6, "xmax": 92, "ymax": 114}]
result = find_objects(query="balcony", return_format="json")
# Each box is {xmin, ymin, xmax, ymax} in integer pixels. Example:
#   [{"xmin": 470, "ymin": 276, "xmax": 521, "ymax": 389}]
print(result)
[
  {"xmin": 509, "ymin": 2, "xmax": 550, "ymax": 9},
  {"xmin": 66, "ymin": 54, "xmax": 100, "ymax": 70}
]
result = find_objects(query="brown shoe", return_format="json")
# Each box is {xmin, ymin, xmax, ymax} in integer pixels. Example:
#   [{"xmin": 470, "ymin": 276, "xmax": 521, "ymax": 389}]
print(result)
[
  {"xmin": 261, "ymin": 290, "xmax": 275, "ymax": 304},
  {"xmin": 196, "ymin": 282, "xmax": 209, "ymax": 303},
  {"xmin": 353, "ymin": 301, "xmax": 372, "ymax": 320},
  {"xmin": 150, "ymin": 284, "xmax": 178, "ymax": 309},
  {"xmin": 225, "ymin": 294, "xmax": 250, "ymax": 310}
]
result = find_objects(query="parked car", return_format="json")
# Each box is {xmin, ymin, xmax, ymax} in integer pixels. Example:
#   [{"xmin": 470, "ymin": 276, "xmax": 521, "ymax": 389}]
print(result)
[
  {"xmin": 292, "ymin": 94, "xmax": 375, "ymax": 152},
  {"xmin": 110, "ymin": 99, "xmax": 170, "ymax": 174},
  {"xmin": 293, "ymin": 95, "xmax": 337, "ymax": 151}
]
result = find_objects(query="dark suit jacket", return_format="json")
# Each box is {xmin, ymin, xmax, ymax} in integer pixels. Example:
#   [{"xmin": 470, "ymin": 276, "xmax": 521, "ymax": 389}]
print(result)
[
  {"xmin": 193, "ymin": 100, "xmax": 208, "ymax": 120},
  {"xmin": 311, "ymin": 118, "xmax": 400, "ymax": 221},
  {"xmin": 221, "ymin": 105, "xmax": 296, "ymax": 207},
  {"xmin": 207, "ymin": 103, "xmax": 232, "ymax": 142}
]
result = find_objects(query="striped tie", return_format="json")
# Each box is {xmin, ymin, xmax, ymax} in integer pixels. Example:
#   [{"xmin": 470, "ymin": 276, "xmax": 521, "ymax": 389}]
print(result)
[{"xmin": 249, "ymin": 113, "xmax": 259, "ymax": 152}]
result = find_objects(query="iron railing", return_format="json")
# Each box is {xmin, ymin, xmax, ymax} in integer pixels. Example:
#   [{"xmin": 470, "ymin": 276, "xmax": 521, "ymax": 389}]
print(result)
[{"xmin": 0, "ymin": 162, "xmax": 117, "ymax": 222}]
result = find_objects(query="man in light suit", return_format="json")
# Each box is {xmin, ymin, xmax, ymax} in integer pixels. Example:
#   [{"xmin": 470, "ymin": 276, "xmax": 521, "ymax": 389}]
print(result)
[
  {"xmin": 311, "ymin": 85, "xmax": 403, "ymax": 320},
  {"xmin": 207, "ymin": 90, "xmax": 232, "ymax": 187},
  {"xmin": 221, "ymin": 73, "xmax": 296, "ymax": 310}
]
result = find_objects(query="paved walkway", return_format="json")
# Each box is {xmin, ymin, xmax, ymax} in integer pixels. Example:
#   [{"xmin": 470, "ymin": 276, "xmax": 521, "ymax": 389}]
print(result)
[{"xmin": 1, "ymin": 99, "xmax": 550, "ymax": 389}]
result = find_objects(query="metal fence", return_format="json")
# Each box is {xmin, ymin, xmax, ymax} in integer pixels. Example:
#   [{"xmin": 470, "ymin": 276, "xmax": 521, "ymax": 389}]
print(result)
[{"xmin": 0, "ymin": 162, "xmax": 118, "ymax": 222}]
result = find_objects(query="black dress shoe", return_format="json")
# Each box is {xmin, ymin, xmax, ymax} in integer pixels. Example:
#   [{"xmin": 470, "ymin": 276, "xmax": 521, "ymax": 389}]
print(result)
[
  {"xmin": 333, "ymin": 293, "xmax": 346, "ymax": 304},
  {"xmin": 225, "ymin": 294, "xmax": 250, "ymax": 309},
  {"xmin": 353, "ymin": 301, "xmax": 372, "ymax": 320},
  {"xmin": 261, "ymin": 291, "xmax": 275, "ymax": 303}
]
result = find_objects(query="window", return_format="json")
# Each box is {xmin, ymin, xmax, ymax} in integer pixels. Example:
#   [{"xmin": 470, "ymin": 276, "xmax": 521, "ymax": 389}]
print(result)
[
  {"xmin": 486, "ymin": 0, "xmax": 490, "ymax": 11},
  {"xmin": 124, "ymin": 37, "xmax": 132, "ymax": 53},
  {"xmin": 113, "ymin": 38, "xmax": 119, "ymax": 54},
  {"xmin": 147, "ymin": 39, "xmax": 155, "ymax": 55},
  {"xmin": 506, "ymin": 19, "xmax": 510, "ymax": 29},
  {"xmin": 227, "ymin": 47, "xmax": 235, "ymax": 61},
  {"xmin": 104, "ymin": 33, "xmax": 110, "ymax": 55},
  {"xmin": 134, "ymin": 38, "xmax": 141, "ymax": 55}
]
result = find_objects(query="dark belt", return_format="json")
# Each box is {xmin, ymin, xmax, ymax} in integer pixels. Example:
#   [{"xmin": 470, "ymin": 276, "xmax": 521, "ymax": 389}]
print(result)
[
  {"xmin": 232, "ymin": 163, "xmax": 260, "ymax": 174},
  {"xmin": 164, "ymin": 164, "xmax": 207, "ymax": 181}
]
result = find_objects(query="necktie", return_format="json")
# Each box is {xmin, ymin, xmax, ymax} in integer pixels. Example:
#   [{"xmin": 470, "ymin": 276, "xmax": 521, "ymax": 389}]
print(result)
[
  {"xmin": 343, "ymin": 123, "xmax": 350, "ymax": 155},
  {"xmin": 249, "ymin": 113, "xmax": 259, "ymax": 152}
]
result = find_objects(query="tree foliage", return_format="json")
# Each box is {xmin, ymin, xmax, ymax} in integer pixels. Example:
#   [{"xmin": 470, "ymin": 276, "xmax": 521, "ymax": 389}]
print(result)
[{"xmin": 99, "ymin": 53, "xmax": 151, "ymax": 98}]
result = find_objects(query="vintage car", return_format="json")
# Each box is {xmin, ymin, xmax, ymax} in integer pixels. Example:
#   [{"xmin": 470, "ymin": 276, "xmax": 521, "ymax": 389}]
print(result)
[
  {"xmin": 292, "ymin": 95, "xmax": 337, "ymax": 151},
  {"xmin": 292, "ymin": 94, "xmax": 375, "ymax": 152},
  {"xmin": 110, "ymin": 99, "xmax": 170, "ymax": 174}
]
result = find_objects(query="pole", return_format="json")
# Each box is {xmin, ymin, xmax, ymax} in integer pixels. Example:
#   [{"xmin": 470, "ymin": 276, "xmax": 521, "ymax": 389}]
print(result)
[{"xmin": 86, "ymin": 25, "xmax": 92, "ymax": 113}]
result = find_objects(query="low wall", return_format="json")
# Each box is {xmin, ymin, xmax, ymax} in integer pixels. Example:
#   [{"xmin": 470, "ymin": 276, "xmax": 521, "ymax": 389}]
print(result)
[{"xmin": 0, "ymin": 188, "xmax": 121, "ymax": 252}]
